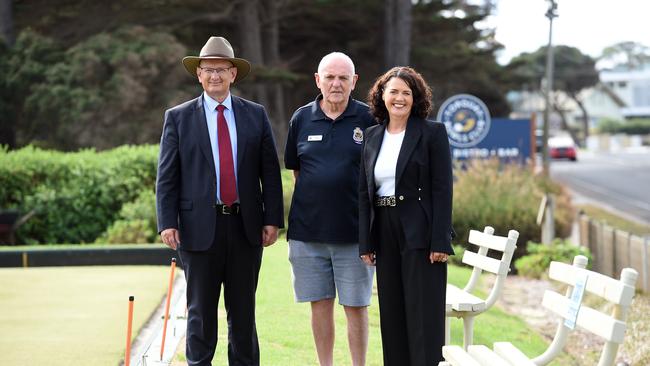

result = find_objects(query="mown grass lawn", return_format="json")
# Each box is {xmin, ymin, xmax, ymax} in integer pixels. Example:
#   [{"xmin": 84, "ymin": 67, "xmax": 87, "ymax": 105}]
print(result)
[
  {"xmin": 176, "ymin": 241, "xmax": 561, "ymax": 365},
  {"xmin": 0, "ymin": 265, "xmax": 169, "ymax": 366},
  {"xmin": 0, "ymin": 243, "xmax": 569, "ymax": 366}
]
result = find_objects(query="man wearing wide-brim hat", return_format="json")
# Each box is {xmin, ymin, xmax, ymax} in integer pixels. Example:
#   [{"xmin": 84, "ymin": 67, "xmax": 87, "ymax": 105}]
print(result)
[{"xmin": 156, "ymin": 36, "xmax": 284, "ymax": 366}]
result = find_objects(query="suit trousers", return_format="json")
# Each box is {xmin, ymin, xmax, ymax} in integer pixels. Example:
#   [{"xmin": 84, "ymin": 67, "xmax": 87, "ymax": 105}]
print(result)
[
  {"xmin": 374, "ymin": 206, "xmax": 447, "ymax": 366},
  {"xmin": 179, "ymin": 213, "xmax": 263, "ymax": 366}
]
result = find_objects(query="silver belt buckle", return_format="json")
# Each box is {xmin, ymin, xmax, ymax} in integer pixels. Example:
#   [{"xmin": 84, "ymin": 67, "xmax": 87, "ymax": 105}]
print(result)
[
  {"xmin": 388, "ymin": 196, "xmax": 396, "ymax": 206},
  {"xmin": 375, "ymin": 195, "xmax": 396, "ymax": 207}
]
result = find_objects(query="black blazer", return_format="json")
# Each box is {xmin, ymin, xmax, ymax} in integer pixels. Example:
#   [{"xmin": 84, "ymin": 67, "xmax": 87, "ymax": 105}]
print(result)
[
  {"xmin": 156, "ymin": 94, "xmax": 284, "ymax": 250},
  {"xmin": 359, "ymin": 116, "xmax": 454, "ymax": 255}
]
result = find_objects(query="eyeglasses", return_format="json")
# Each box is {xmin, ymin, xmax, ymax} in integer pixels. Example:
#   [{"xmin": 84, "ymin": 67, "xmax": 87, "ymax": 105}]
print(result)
[{"xmin": 199, "ymin": 66, "xmax": 233, "ymax": 77}]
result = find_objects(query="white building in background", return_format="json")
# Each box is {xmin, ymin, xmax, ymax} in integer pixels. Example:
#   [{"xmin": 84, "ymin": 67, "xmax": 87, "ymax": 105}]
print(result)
[
  {"xmin": 599, "ymin": 68, "xmax": 650, "ymax": 119},
  {"xmin": 578, "ymin": 82, "xmax": 626, "ymax": 125},
  {"xmin": 507, "ymin": 66, "xmax": 650, "ymax": 130}
]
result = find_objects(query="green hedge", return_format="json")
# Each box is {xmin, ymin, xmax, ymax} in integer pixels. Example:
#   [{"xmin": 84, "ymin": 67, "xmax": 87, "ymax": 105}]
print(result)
[
  {"xmin": 515, "ymin": 240, "xmax": 592, "ymax": 279},
  {"xmin": 452, "ymin": 159, "xmax": 573, "ymax": 262},
  {"xmin": 598, "ymin": 118, "xmax": 650, "ymax": 135},
  {"xmin": 95, "ymin": 189, "xmax": 157, "ymax": 244},
  {"xmin": 0, "ymin": 145, "xmax": 158, "ymax": 244},
  {"xmin": 1, "ymin": 146, "xmax": 574, "ymax": 247}
]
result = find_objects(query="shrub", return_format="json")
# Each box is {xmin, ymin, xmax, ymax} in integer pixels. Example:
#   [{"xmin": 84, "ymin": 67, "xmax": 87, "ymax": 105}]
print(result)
[
  {"xmin": 0, "ymin": 144, "xmax": 158, "ymax": 244},
  {"xmin": 597, "ymin": 118, "xmax": 624, "ymax": 134},
  {"xmin": 597, "ymin": 118, "xmax": 650, "ymax": 135},
  {"xmin": 452, "ymin": 159, "xmax": 573, "ymax": 263},
  {"xmin": 96, "ymin": 189, "xmax": 158, "ymax": 244},
  {"xmin": 96, "ymin": 219, "xmax": 154, "ymax": 244},
  {"xmin": 514, "ymin": 239, "xmax": 592, "ymax": 279}
]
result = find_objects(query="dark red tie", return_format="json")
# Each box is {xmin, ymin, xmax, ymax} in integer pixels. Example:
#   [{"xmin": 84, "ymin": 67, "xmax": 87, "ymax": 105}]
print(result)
[{"xmin": 216, "ymin": 104, "xmax": 237, "ymax": 206}]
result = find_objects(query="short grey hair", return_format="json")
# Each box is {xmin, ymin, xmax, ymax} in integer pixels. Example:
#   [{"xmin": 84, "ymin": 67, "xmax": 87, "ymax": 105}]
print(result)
[{"xmin": 317, "ymin": 52, "xmax": 356, "ymax": 75}]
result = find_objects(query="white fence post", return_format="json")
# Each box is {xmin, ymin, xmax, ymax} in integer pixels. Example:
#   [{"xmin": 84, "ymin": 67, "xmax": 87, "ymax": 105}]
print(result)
[{"xmin": 643, "ymin": 235, "xmax": 650, "ymax": 291}]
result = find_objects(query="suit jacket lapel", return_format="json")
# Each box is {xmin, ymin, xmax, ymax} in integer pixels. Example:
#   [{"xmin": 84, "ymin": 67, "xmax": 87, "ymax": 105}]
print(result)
[
  {"xmin": 395, "ymin": 116, "xmax": 422, "ymax": 187},
  {"xmin": 231, "ymin": 96, "xmax": 248, "ymax": 171},
  {"xmin": 193, "ymin": 96, "xmax": 216, "ymax": 179},
  {"xmin": 364, "ymin": 125, "xmax": 384, "ymax": 199}
]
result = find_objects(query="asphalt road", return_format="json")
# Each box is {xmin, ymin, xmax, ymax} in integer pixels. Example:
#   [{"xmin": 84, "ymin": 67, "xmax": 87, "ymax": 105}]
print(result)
[{"xmin": 550, "ymin": 149, "xmax": 650, "ymax": 225}]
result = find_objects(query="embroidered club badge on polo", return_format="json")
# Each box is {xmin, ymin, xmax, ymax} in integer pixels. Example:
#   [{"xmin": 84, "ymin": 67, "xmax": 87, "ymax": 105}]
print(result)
[{"xmin": 353, "ymin": 127, "xmax": 363, "ymax": 144}]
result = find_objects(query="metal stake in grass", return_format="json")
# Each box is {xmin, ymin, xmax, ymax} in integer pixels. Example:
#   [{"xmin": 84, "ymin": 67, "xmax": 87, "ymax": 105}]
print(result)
[
  {"xmin": 125, "ymin": 295, "xmax": 134, "ymax": 366},
  {"xmin": 160, "ymin": 258, "xmax": 177, "ymax": 361}
]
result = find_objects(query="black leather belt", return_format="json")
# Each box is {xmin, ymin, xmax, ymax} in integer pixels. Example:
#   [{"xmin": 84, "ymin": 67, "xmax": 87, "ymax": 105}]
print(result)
[
  {"xmin": 214, "ymin": 204, "xmax": 240, "ymax": 215},
  {"xmin": 375, "ymin": 195, "xmax": 396, "ymax": 207}
]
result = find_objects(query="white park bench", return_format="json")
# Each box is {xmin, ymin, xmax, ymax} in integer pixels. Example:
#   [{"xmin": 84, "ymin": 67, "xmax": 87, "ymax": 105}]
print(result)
[
  {"xmin": 441, "ymin": 254, "xmax": 639, "ymax": 366},
  {"xmin": 446, "ymin": 226, "xmax": 519, "ymax": 348}
]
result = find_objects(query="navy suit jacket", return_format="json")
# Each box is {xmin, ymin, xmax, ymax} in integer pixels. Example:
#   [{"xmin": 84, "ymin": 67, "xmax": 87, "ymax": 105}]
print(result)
[
  {"xmin": 359, "ymin": 117, "xmax": 454, "ymax": 255},
  {"xmin": 156, "ymin": 94, "xmax": 284, "ymax": 251}
]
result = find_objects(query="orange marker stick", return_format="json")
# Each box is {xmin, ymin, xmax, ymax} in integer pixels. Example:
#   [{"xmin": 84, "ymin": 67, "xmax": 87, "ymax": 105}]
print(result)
[
  {"xmin": 125, "ymin": 296, "xmax": 134, "ymax": 366},
  {"xmin": 160, "ymin": 258, "xmax": 177, "ymax": 360}
]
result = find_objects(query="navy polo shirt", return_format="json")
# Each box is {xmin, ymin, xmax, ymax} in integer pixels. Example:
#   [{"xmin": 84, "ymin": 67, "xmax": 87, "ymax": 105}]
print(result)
[{"xmin": 285, "ymin": 95, "xmax": 375, "ymax": 244}]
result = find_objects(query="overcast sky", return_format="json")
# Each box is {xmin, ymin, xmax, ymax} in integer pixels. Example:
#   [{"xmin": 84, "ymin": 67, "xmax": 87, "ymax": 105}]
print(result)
[{"xmin": 482, "ymin": 0, "xmax": 650, "ymax": 65}]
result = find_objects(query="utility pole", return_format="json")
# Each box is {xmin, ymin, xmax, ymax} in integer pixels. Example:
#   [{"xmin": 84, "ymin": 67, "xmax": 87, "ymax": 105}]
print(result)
[{"xmin": 542, "ymin": 0, "xmax": 558, "ymax": 175}]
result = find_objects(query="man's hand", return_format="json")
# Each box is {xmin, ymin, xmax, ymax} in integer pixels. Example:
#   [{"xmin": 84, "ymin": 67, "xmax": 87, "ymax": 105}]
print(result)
[
  {"xmin": 262, "ymin": 225, "xmax": 279, "ymax": 247},
  {"xmin": 430, "ymin": 251, "xmax": 448, "ymax": 264},
  {"xmin": 360, "ymin": 252, "xmax": 376, "ymax": 266},
  {"xmin": 160, "ymin": 228, "xmax": 180, "ymax": 250}
]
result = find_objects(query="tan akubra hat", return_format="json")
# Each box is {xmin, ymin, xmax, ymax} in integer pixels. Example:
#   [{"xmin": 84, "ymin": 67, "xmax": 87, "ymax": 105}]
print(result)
[{"xmin": 182, "ymin": 36, "xmax": 251, "ymax": 83}]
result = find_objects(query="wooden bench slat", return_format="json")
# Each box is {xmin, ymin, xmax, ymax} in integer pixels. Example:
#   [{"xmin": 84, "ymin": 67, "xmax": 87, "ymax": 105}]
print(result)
[
  {"xmin": 446, "ymin": 285, "xmax": 486, "ymax": 312},
  {"xmin": 549, "ymin": 261, "xmax": 636, "ymax": 306},
  {"xmin": 462, "ymin": 251, "xmax": 507, "ymax": 275},
  {"xmin": 442, "ymin": 345, "xmax": 482, "ymax": 366},
  {"xmin": 468, "ymin": 230, "xmax": 514, "ymax": 253},
  {"xmin": 467, "ymin": 345, "xmax": 511, "ymax": 365},
  {"xmin": 541, "ymin": 290, "xmax": 627, "ymax": 343},
  {"xmin": 493, "ymin": 342, "xmax": 536, "ymax": 366}
]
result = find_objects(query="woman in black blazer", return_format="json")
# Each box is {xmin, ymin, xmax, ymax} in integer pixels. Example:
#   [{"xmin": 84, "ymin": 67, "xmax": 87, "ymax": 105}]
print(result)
[{"xmin": 359, "ymin": 66, "xmax": 454, "ymax": 365}]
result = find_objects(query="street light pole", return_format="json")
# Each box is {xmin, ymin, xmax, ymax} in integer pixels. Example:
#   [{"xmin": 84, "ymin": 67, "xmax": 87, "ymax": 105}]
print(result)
[{"xmin": 542, "ymin": 0, "xmax": 558, "ymax": 175}]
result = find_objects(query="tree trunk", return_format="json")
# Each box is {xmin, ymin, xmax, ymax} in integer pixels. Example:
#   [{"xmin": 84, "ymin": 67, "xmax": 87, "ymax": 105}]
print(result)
[
  {"xmin": 263, "ymin": 0, "xmax": 288, "ymax": 157},
  {"xmin": 0, "ymin": 0, "xmax": 14, "ymax": 47},
  {"xmin": 570, "ymin": 92, "xmax": 590, "ymax": 146},
  {"xmin": 0, "ymin": 0, "xmax": 16, "ymax": 148},
  {"xmin": 239, "ymin": 0, "xmax": 264, "ymax": 66},
  {"xmin": 0, "ymin": 115, "xmax": 16, "ymax": 148},
  {"xmin": 552, "ymin": 99, "xmax": 581, "ymax": 147},
  {"xmin": 384, "ymin": 0, "xmax": 412, "ymax": 68},
  {"xmin": 384, "ymin": 0, "xmax": 395, "ymax": 68},
  {"xmin": 394, "ymin": 0, "xmax": 412, "ymax": 66},
  {"xmin": 238, "ymin": 0, "xmax": 269, "ymax": 107}
]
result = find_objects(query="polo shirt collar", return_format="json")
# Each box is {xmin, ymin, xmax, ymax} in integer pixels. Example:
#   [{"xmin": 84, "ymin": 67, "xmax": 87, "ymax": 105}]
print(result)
[
  {"xmin": 310, "ymin": 94, "xmax": 357, "ymax": 121},
  {"xmin": 203, "ymin": 92, "xmax": 233, "ymax": 111}
]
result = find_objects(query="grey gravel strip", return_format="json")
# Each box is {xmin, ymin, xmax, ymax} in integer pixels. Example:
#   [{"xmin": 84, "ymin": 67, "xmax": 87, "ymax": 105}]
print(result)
[{"xmin": 126, "ymin": 272, "xmax": 187, "ymax": 366}]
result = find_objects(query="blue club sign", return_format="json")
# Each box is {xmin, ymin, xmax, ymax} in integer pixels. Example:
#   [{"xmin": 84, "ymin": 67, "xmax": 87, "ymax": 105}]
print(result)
[
  {"xmin": 437, "ymin": 94, "xmax": 491, "ymax": 148},
  {"xmin": 436, "ymin": 94, "xmax": 532, "ymax": 162}
]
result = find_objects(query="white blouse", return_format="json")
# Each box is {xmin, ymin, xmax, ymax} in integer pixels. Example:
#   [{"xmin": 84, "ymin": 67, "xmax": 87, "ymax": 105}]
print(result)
[{"xmin": 374, "ymin": 128, "xmax": 405, "ymax": 196}]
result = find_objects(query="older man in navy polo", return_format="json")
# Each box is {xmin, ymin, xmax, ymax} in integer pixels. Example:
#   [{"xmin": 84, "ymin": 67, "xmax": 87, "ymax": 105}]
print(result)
[{"xmin": 284, "ymin": 52, "xmax": 375, "ymax": 366}]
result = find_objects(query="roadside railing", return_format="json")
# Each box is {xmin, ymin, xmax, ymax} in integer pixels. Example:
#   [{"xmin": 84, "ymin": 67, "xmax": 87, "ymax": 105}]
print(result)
[{"xmin": 577, "ymin": 212, "xmax": 650, "ymax": 293}]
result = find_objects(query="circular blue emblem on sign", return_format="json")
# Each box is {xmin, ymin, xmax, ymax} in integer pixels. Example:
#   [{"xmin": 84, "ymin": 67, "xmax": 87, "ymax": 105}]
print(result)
[{"xmin": 437, "ymin": 94, "xmax": 491, "ymax": 148}]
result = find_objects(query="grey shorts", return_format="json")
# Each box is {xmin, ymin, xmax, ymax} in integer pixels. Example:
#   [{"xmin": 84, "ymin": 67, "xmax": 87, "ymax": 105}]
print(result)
[{"xmin": 288, "ymin": 240, "xmax": 375, "ymax": 307}]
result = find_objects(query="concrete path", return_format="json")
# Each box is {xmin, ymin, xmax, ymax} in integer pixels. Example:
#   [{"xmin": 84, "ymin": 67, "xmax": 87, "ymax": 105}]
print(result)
[{"xmin": 128, "ymin": 272, "xmax": 187, "ymax": 366}]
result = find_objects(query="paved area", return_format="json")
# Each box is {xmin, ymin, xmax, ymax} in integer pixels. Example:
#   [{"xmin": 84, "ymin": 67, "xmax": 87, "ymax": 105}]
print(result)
[
  {"xmin": 129, "ymin": 273, "xmax": 187, "ymax": 366},
  {"xmin": 550, "ymin": 149, "xmax": 650, "ymax": 226}
]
